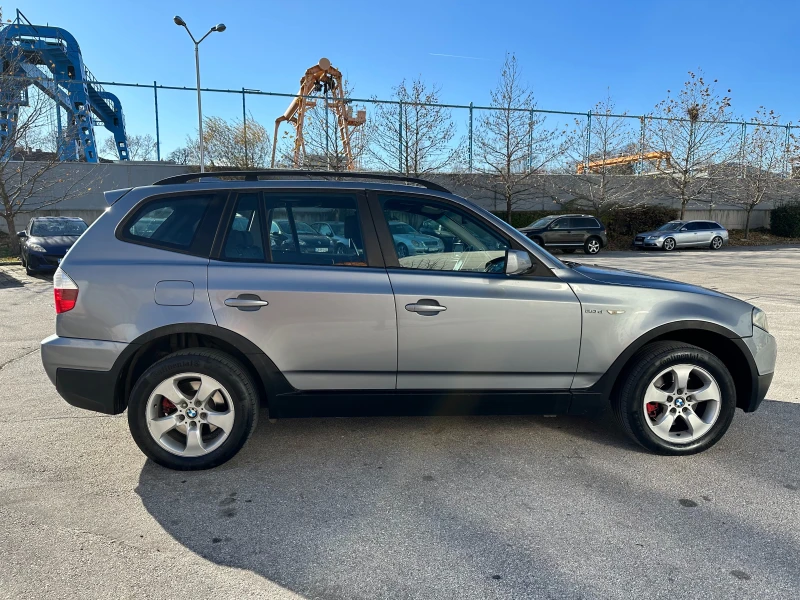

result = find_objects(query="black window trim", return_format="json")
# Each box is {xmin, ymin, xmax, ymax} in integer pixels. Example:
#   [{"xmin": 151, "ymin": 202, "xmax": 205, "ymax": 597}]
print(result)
[
  {"xmin": 212, "ymin": 188, "xmax": 384, "ymax": 268},
  {"xmin": 116, "ymin": 190, "xmax": 226, "ymax": 258},
  {"xmin": 368, "ymin": 190, "xmax": 555, "ymax": 279}
]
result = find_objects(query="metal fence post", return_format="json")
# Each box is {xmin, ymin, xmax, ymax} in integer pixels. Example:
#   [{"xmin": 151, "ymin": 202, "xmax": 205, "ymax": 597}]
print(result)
[
  {"xmin": 785, "ymin": 124, "xmax": 792, "ymax": 177},
  {"xmin": 528, "ymin": 108, "xmax": 534, "ymax": 173},
  {"xmin": 153, "ymin": 81, "xmax": 161, "ymax": 161},
  {"xmin": 740, "ymin": 122, "xmax": 746, "ymax": 178},
  {"xmin": 241, "ymin": 88, "xmax": 247, "ymax": 168},
  {"xmin": 468, "ymin": 102, "xmax": 473, "ymax": 173},
  {"xmin": 638, "ymin": 116, "xmax": 646, "ymax": 175},
  {"xmin": 398, "ymin": 100, "xmax": 403, "ymax": 174},
  {"xmin": 585, "ymin": 110, "xmax": 592, "ymax": 172}
]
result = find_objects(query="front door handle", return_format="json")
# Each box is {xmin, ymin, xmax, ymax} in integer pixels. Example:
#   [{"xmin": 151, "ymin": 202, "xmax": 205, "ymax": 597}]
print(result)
[
  {"xmin": 224, "ymin": 294, "xmax": 269, "ymax": 311},
  {"xmin": 405, "ymin": 300, "xmax": 447, "ymax": 315}
]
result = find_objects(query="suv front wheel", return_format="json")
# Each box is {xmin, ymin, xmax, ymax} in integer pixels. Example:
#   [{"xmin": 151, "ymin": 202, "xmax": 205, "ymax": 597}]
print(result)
[
  {"xmin": 128, "ymin": 348, "xmax": 259, "ymax": 470},
  {"xmin": 612, "ymin": 341, "xmax": 736, "ymax": 455}
]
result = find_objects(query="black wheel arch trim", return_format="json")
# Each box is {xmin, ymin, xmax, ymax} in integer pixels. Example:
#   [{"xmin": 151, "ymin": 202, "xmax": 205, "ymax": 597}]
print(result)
[
  {"xmin": 586, "ymin": 320, "xmax": 761, "ymax": 412},
  {"xmin": 109, "ymin": 323, "xmax": 294, "ymax": 413}
]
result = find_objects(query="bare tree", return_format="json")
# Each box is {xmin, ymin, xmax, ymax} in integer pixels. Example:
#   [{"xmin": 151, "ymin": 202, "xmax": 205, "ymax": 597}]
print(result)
[
  {"xmin": 732, "ymin": 108, "xmax": 795, "ymax": 238},
  {"xmin": 472, "ymin": 53, "xmax": 566, "ymax": 222},
  {"xmin": 101, "ymin": 133, "xmax": 157, "ymax": 161},
  {"xmin": 366, "ymin": 78, "xmax": 461, "ymax": 176},
  {"xmin": 0, "ymin": 64, "xmax": 99, "ymax": 254},
  {"xmin": 166, "ymin": 114, "xmax": 271, "ymax": 168},
  {"xmin": 647, "ymin": 70, "xmax": 736, "ymax": 219},
  {"xmin": 559, "ymin": 94, "xmax": 641, "ymax": 215}
]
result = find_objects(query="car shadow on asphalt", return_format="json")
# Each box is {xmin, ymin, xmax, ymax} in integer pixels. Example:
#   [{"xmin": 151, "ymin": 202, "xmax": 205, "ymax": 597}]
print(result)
[{"xmin": 135, "ymin": 399, "xmax": 800, "ymax": 599}]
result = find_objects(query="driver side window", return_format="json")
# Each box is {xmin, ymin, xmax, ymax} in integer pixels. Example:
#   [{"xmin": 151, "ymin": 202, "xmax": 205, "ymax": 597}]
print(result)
[{"xmin": 380, "ymin": 195, "xmax": 509, "ymax": 273}]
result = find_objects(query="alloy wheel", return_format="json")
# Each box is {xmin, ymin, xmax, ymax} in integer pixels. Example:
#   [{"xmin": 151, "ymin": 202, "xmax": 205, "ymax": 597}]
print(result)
[
  {"xmin": 663, "ymin": 238, "xmax": 676, "ymax": 251},
  {"xmin": 145, "ymin": 373, "xmax": 236, "ymax": 457},
  {"xmin": 587, "ymin": 239, "xmax": 600, "ymax": 254},
  {"xmin": 712, "ymin": 236, "xmax": 723, "ymax": 250},
  {"xmin": 643, "ymin": 364, "xmax": 722, "ymax": 444}
]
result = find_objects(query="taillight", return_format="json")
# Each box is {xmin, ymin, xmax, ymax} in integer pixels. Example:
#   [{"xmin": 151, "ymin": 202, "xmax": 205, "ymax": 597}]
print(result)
[{"xmin": 54, "ymin": 267, "xmax": 79, "ymax": 314}]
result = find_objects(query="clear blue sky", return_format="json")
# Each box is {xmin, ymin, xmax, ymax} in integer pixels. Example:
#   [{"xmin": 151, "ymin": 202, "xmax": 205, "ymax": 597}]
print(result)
[{"xmin": 11, "ymin": 0, "xmax": 800, "ymax": 156}]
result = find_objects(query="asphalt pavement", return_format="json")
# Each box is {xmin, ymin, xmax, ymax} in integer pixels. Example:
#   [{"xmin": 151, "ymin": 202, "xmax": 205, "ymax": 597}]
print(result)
[{"xmin": 1, "ymin": 246, "xmax": 798, "ymax": 600}]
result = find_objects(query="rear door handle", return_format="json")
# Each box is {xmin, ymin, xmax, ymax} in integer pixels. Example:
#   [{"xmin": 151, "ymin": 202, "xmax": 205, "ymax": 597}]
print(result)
[
  {"xmin": 224, "ymin": 294, "xmax": 269, "ymax": 311},
  {"xmin": 405, "ymin": 300, "xmax": 447, "ymax": 315}
]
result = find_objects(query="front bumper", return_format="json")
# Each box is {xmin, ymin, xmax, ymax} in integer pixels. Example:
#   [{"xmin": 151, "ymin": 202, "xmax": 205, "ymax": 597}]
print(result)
[
  {"xmin": 741, "ymin": 326, "xmax": 777, "ymax": 412},
  {"xmin": 634, "ymin": 237, "xmax": 664, "ymax": 248},
  {"xmin": 27, "ymin": 251, "xmax": 63, "ymax": 271},
  {"xmin": 41, "ymin": 334, "xmax": 130, "ymax": 414}
]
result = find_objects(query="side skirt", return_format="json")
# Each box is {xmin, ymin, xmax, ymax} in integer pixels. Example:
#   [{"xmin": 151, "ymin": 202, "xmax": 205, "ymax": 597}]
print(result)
[{"xmin": 268, "ymin": 389, "xmax": 607, "ymax": 419}]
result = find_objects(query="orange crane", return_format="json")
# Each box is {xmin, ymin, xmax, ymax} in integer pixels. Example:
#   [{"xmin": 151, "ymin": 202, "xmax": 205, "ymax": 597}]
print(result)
[
  {"xmin": 271, "ymin": 58, "xmax": 366, "ymax": 170},
  {"xmin": 576, "ymin": 151, "xmax": 672, "ymax": 174}
]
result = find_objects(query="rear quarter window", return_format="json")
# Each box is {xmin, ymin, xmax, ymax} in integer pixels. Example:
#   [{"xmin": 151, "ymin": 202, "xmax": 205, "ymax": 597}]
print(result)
[
  {"xmin": 119, "ymin": 193, "xmax": 217, "ymax": 255},
  {"xmin": 573, "ymin": 217, "xmax": 601, "ymax": 229}
]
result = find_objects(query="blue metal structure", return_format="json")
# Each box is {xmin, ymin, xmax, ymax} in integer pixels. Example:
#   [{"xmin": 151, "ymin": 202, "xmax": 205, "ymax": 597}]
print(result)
[{"xmin": 0, "ymin": 11, "xmax": 128, "ymax": 162}]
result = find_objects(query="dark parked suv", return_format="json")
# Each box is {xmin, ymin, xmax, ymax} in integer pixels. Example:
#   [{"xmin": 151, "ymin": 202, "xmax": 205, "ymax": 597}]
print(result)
[{"xmin": 518, "ymin": 214, "xmax": 607, "ymax": 255}]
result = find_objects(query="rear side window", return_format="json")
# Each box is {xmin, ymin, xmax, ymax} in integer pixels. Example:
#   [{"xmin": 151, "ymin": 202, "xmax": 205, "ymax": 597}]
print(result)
[
  {"xmin": 223, "ymin": 194, "xmax": 265, "ymax": 261},
  {"xmin": 685, "ymin": 222, "xmax": 702, "ymax": 231},
  {"xmin": 572, "ymin": 217, "xmax": 600, "ymax": 229},
  {"xmin": 122, "ymin": 194, "xmax": 213, "ymax": 251}
]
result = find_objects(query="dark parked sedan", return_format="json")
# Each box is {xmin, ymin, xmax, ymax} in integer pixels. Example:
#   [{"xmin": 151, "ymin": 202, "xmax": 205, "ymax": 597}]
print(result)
[{"xmin": 18, "ymin": 217, "xmax": 88, "ymax": 275}]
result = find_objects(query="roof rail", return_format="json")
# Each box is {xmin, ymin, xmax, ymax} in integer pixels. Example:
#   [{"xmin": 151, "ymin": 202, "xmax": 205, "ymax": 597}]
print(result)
[{"xmin": 152, "ymin": 170, "xmax": 451, "ymax": 193}]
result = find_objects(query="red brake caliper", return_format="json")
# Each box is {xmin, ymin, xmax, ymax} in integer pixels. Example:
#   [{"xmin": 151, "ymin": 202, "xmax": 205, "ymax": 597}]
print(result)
[
  {"xmin": 161, "ymin": 397, "xmax": 177, "ymax": 416},
  {"xmin": 646, "ymin": 402, "xmax": 659, "ymax": 420}
]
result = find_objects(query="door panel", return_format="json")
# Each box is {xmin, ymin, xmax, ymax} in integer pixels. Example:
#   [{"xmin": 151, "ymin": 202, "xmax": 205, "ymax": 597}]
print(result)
[
  {"xmin": 207, "ymin": 190, "xmax": 397, "ymax": 391},
  {"xmin": 389, "ymin": 271, "xmax": 581, "ymax": 389},
  {"xmin": 545, "ymin": 217, "xmax": 575, "ymax": 245},
  {"xmin": 208, "ymin": 264, "xmax": 397, "ymax": 389}
]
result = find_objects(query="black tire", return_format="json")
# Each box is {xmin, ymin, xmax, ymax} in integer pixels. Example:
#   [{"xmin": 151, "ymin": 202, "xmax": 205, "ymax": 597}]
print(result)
[
  {"xmin": 561, "ymin": 248, "xmax": 577, "ymax": 254},
  {"xmin": 583, "ymin": 236, "xmax": 602, "ymax": 255},
  {"xmin": 532, "ymin": 236, "xmax": 544, "ymax": 247},
  {"xmin": 611, "ymin": 341, "xmax": 736, "ymax": 455},
  {"xmin": 127, "ymin": 348, "xmax": 259, "ymax": 470},
  {"xmin": 397, "ymin": 244, "xmax": 409, "ymax": 258},
  {"xmin": 24, "ymin": 257, "xmax": 35, "ymax": 276},
  {"xmin": 662, "ymin": 237, "xmax": 676, "ymax": 251},
  {"xmin": 710, "ymin": 236, "xmax": 723, "ymax": 250}
]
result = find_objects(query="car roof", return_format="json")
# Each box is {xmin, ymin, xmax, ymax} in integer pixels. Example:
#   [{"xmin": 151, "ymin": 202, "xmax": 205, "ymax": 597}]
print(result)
[{"xmin": 32, "ymin": 216, "xmax": 84, "ymax": 221}]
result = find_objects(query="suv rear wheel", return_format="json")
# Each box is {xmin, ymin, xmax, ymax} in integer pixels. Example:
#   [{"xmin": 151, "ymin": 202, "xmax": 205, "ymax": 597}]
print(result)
[
  {"xmin": 612, "ymin": 341, "xmax": 736, "ymax": 455},
  {"xmin": 127, "ymin": 348, "xmax": 259, "ymax": 470},
  {"xmin": 583, "ymin": 236, "xmax": 602, "ymax": 255}
]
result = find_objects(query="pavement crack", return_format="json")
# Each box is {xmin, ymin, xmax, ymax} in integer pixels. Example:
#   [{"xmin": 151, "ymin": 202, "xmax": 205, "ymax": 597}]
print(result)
[{"xmin": 0, "ymin": 347, "xmax": 39, "ymax": 372}]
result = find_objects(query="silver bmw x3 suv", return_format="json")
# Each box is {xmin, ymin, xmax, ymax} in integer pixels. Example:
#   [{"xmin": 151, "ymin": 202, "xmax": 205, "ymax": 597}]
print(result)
[{"xmin": 40, "ymin": 171, "xmax": 776, "ymax": 470}]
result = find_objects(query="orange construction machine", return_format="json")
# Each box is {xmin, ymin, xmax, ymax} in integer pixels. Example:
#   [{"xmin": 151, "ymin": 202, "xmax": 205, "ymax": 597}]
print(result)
[
  {"xmin": 271, "ymin": 58, "xmax": 366, "ymax": 170},
  {"xmin": 576, "ymin": 151, "xmax": 672, "ymax": 174}
]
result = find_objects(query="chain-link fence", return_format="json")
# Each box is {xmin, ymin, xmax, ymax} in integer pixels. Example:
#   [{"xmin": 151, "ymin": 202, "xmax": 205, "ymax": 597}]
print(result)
[{"xmin": 13, "ymin": 76, "xmax": 799, "ymax": 178}]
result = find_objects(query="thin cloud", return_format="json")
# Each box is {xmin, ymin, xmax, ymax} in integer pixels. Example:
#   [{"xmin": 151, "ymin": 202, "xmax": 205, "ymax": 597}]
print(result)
[{"xmin": 429, "ymin": 52, "xmax": 487, "ymax": 61}]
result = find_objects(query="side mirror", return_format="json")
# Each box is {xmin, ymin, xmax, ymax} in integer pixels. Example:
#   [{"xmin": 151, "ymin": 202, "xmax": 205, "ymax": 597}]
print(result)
[
  {"xmin": 505, "ymin": 249, "xmax": 533, "ymax": 276},
  {"xmin": 452, "ymin": 242, "xmax": 465, "ymax": 253},
  {"xmin": 680, "ymin": 227, "xmax": 688, "ymax": 232},
  {"xmin": 17, "ymin": 231, "xmax": 27, "ymax": 238}
]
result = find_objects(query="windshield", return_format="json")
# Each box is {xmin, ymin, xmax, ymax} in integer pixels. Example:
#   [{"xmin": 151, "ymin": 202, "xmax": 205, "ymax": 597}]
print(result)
[
  {"xmin": 294, "ymin": 222, "xmax": 317, "ymax": 234},
  {"xmin": 390, "ymin": 222, "xmax": 418, "ymax": 235},
  {"xmin": 31, "ymin": 220, "xmax": 87, "ymax": 236},
  {"xmin": 658, "ymin": 222, "xmax": 683, "ymax": 231},
  {"xmin": 526, "ymin": 216, "xmax": 557, "ymax": 229}
]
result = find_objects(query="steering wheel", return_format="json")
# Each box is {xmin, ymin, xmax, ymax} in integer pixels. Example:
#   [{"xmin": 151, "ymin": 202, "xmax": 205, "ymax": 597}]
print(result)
[{"xmin": 483, "ymin": 255, "xmax": 506, "ymax": 274}]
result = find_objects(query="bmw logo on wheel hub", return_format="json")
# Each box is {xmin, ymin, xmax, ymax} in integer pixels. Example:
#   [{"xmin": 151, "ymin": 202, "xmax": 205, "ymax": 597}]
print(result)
[{"xmin": 186, "ymin": 407, "xmax": 198, "ymax": 419}]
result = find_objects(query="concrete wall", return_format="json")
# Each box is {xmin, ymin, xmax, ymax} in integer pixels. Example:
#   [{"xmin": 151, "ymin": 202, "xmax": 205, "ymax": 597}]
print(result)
[
  {"xmin": 2, "ymin": 162, "xmax": 787, "ymax": 233},
  {"xmin": 2, "ymin": 161, "xmax": 189, "ymax": 233}
]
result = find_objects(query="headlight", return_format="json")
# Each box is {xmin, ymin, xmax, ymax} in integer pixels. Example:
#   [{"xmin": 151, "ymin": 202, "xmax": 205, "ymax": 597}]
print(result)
[
  {"xmin": 27, "ymin": 243, "xmax": 46, "ymax": 252},
  {"xmin": 646, "ymin": 235, "xmax": 658, "ymax": 240},
  {"xmin": 411, "ymin": 240, "xmax": 422, "ymax": 247},
  {"xmin": 753, "ymin": 307, "xmax": 769, "ymax": 332}
]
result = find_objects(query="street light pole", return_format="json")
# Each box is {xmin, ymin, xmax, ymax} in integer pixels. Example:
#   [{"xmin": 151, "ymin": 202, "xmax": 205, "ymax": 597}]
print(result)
[{"xmin": 173, "ymin": 16, "xmax": 226, "ymax": 173}]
